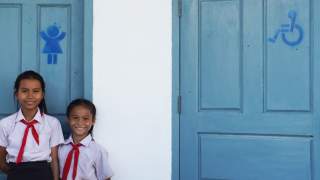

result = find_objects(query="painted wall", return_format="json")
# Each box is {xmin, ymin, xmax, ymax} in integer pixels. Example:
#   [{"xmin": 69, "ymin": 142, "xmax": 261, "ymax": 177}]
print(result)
[{"xmin": 93, "ymin": 1, "xmax": 172, "ymax": 180}]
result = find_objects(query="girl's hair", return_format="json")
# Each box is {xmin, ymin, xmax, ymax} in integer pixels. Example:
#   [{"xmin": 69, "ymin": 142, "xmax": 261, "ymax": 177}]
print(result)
[
  {"xmin": 14, "ymin": 70, "xmax": 48, "ymax": 114},
  {"xmin": 66, "ymin": 98, "xmax": 96, "ymax": 135}
]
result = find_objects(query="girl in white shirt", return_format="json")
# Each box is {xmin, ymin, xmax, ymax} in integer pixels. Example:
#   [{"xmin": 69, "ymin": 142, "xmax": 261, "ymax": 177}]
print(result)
[
  {"xmin": 0, "ymin": 70, "xmax": 64, "ymax": 180},
  {"xmin": 59, "ymin": 98, "xmax": 113, "ymax": 180}
]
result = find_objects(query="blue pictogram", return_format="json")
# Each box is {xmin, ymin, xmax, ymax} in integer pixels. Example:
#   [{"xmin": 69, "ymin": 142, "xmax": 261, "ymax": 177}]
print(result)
[
  {"xmin": 40, "ymin": 24, "xmax": 66, "ymax": 64},
  {"xmin": 268, "ymin": 10, "xmax": 304, "ymax": 47}
]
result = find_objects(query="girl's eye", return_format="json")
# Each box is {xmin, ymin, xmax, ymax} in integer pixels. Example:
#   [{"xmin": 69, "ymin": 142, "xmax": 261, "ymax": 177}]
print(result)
[
  {"xmin": 20, "ymin": 89, "xmax": 28, "ymax": 93},
  {"xmin": 33, "ymin": 89, "xmax": 42, "ymax": 93}
]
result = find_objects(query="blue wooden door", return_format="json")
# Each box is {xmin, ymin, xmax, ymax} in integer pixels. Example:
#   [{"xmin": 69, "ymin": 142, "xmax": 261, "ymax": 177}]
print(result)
[
  {"xmin": 0, "ymin": 0, "xmax": 86, "ymax": 178},
  {"xmin": 180, "ymin": 0, "xmax": 320, "ymax": 179}
]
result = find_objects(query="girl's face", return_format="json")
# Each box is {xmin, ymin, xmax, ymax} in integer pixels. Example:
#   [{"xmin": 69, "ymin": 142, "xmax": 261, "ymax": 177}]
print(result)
[
  {"xmin": 15, "ymin": 79, "xmax": 44, "ymax": 112},
  {"xmin": 68, "ymin": 105, "xmax": 95, "ymax": 141}
]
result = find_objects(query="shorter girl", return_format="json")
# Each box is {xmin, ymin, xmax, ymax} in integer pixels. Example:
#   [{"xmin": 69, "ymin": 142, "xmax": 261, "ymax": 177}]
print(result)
[{"xmin": 59, "ymin": 98, "xmax": 113, "ymax": 180}]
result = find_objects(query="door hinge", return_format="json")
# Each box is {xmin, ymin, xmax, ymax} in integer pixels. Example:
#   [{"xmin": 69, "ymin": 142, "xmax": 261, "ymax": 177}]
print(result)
[
  {"xmin": 177, "ymin": 95, "xmax": 182, "ymax": 114},
  {"xmin": 178, "ymin": 0, "xmax": 182, "ymax": 17}
]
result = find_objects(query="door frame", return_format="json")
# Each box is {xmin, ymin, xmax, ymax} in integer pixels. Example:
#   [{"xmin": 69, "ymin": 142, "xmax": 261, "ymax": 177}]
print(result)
[
  {"xmin": 172, "ymin": 0, "xmax": 180, "ymax": 179},
  {"xmin": 84, "ymin": 0, "xmax": 93, "ymax": 100}
]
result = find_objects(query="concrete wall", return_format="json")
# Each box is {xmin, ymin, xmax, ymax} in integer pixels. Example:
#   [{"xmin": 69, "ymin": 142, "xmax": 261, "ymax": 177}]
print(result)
[{"xmin": 93, "ymin": 1, "xmax": 172, "ymax": 180}]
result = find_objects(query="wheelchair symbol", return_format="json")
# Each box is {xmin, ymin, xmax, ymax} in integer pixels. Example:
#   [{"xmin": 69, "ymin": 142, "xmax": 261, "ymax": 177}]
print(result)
[{"xmin": 268, "ymin": 10, "xmax": 304, "ymax": 47}]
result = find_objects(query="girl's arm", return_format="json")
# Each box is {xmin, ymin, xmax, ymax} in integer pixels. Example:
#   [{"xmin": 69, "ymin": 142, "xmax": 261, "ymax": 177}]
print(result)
[
  {"xmin": 0, "ymin": 146, "xmax": 9, "ymax": 174},
  {"xmin": 50, "ymin": 146, "xmax": 60, "ymax": 180}
]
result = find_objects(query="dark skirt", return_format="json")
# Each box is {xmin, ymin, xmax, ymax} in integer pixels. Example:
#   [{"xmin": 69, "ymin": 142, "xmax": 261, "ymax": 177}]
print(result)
[{"xmin": 7, "ymin": 161, "xmax": 53, "ymax": 180}]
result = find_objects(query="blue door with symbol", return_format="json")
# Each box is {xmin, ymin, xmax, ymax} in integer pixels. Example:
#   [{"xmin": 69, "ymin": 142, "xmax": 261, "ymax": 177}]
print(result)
[
  {"xmin": 0, "ymin": 0, "xmax": 91, "ymax": 178},
  {"xmin": 180, "ymin": 0, "xmax": 320, "ymax": 179}
]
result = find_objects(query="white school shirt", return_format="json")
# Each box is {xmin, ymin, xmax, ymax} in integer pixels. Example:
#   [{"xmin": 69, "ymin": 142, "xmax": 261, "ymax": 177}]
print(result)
[
  {"xmin": 59, "ymin": 134, "xmax": 114, "ymax": 180},
  {"xmin": 0, "ymin": 108, "xmax": 64, "ymax": 162}
]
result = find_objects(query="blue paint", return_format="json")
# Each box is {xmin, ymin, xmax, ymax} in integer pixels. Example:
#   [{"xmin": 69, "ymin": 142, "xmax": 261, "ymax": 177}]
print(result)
[
  {"xmin": 179, "ymin": 0, "xmax": 320, "ymax": 179},
  {"xmin": 268, "ymin": 10, "xmax": 304, "ymax": 46},
  {"xmin": 84, "ymin": 0, "xmax": 93, "ymax": 100},
  {"xmin": 40, "ymin": 24, "xmax": 66, "ymax": 64}
]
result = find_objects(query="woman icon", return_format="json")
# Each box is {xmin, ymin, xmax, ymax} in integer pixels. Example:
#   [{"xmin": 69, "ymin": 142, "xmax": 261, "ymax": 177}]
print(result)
[{"xmin": 40, "ymin": 24, "xmax": 66, "ymax": 64}]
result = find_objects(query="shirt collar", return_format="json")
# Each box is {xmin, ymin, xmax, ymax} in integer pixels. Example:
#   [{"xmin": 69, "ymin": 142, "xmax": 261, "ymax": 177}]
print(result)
[
  {"xmin": 65, "ymin": 134, "xmax": 93, "ymax": 147},
  {"xmin": 15, "ymin": 108, "xmax": 43, "ymax": 123}
]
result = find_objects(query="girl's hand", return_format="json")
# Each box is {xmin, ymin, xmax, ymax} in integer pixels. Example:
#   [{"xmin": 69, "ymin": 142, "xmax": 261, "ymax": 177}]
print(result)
[{"xmin": 0, "ymin": 146, "xmax": 9, "ymax": 174}]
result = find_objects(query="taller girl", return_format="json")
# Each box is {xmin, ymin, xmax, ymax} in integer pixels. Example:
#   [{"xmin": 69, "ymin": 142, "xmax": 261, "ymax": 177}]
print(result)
[{"xmin": 0, "ymin": 70, "xmax": 64, "ymax": 180}]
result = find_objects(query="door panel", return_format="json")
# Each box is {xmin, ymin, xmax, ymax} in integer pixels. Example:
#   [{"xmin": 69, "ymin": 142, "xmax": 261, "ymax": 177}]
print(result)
[
  {"xmin": 200, "ymin": 134, "xmax": 312, "ymax": 180},
  {"xmin": 266, "ymin": 0, "xmax": 310, "ymax": 111},
  {"xmin": 200, "ymin": 0, "xmax": 241, "ymax": 110},
  {"xmin": 0, "ymin": 5, "xmax": 21, "ymax": 116}
]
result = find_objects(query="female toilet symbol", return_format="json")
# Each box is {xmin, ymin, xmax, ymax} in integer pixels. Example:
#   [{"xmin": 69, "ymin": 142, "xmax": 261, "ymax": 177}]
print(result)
[{"xmin": 40, "ymin": 24, "xmax": 66, "ymax": 64}]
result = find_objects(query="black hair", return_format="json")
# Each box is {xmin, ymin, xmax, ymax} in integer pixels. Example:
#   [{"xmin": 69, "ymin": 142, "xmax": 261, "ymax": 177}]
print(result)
[
  {"xmin": 14, "ymin": 70, "xmax": 47, "ymax": 114},
  {"xmin": 66, "ymin": 98, "xmax": 96, "ymax": 135}
]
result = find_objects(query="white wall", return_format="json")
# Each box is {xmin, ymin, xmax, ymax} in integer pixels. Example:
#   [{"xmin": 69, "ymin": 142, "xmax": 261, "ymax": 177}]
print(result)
[{"xmin": 93, "ymin": 1, "xmax": 172, "ymax": 180}]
